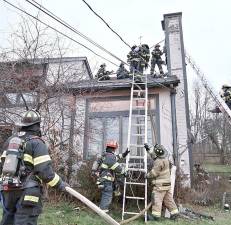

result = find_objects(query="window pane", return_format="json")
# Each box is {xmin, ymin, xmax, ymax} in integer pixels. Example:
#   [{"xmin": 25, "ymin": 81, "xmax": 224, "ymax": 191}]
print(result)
[
  {"xmin": 104, "ymin": 117, "xmax": 120, "ymax": 152},
  {"xmin": 90, "ymin": 99, "xmax": 131, "ymax": 112},
  {"xmin": 88, "ymin": 118, "xmax": 103, "ymax": 157}
]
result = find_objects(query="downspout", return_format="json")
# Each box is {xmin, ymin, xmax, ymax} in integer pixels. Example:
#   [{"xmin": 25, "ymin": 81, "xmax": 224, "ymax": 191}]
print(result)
[{"xmin": 170, "ymin": 86, "xmax": 179, "ymax": 167}]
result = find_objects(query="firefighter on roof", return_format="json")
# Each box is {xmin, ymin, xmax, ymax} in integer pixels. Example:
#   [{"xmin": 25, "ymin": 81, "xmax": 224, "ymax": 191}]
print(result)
[
  {"xmin": 91, "ymin": 140, "xmax": 129, "ymax": 212},
  {"xmin": 144, "ymin": 143, "xmax": 179, "ymax": 221},
  {"xmin": 127, "ymin": 44, "xmax": 150, "ymax": 82},
  {"xmin": 0, "ymin": 110, "xmax": 68, "ymax": 225},
  {"xmin": 150, "ymin": 44, "xmax": 164, "ymax": 77},
  {"xmin": 95, "ymin": 63, "xmax": 113, "ymax": 81},
  {"xmin": 127, "ymin": 44, "xmax": 150, "ymax": 74},
  {"xmin": 116, "ymin": 62, "xmax": 129, "ymax": 79}
]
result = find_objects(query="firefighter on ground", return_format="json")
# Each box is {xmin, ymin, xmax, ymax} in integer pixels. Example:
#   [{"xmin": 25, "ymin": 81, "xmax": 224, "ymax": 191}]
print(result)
[
  {"xmin": 220, "ymin": 84, "xmax": 231, "ymax": 109},
  {"xmin": 150, "ymin": 44, "xmax": 164, "ymax": 77},
  {"xmin": 144, "ymin": 143, "xmax": 179, "ymax": 220},
  {"xmin": 116, "ymin": 62, "xmax": 129, "ymax": 79},
  {"xmin": 91, "ymin": 140, "xmax": 129, "ymax": 212},
  {"xmin": 0, "ymin": 110, "xmax": 68, "ymax": 225},
  {"xmin": 95, "ymin": 63, "xmax": 113, "ymax": 81}
]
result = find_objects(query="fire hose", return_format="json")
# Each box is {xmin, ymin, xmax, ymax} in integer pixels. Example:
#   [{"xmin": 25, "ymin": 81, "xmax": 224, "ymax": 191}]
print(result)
[
  {"xmin": 65, "ymin": 186, "xmax": 120, "ymax": 225},
  {"xmin": 65, "ymin": 186, "xmax": 152, "ymax": 225}
]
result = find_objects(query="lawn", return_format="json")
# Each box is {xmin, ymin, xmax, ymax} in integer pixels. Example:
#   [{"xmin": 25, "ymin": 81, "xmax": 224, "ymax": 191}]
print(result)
[
  {"xmin": 1, "ymin": 202, "xmax": 231, "ymax": 225},
  {"xmin": 38, "ymin": 202, "xmax": 231, "ymax": 225},
  {"xmin": 203, "ymin": 163, "xmax": 231, "ymax": 173}
]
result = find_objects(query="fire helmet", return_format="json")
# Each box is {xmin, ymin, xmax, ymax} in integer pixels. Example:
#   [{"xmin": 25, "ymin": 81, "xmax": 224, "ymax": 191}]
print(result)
[
  {"xmin": 106, "ymin": 140, "xmax": 118, "ymax": 150},
  {"xmin": 19, "ymin": 110, "xmax": 41, "ymax": 127},
  {"xmin": 142, "ymin": 44, "xmax": 149, "ymax": 49},
  {"xmin": 153, "ymin": 143, "xmax": 166, "ymax": 157},
  {"xmin": 100, "ymin": 63, "xmax": 106, "ymax": 67},
  {"xmin": 155, "ymin": 44, "xmax": 160, "ymax": 48},
  {"xmin": 131, "ymin": 45, "xmax": 137, "ymax": 50},
  {"xmin": 222, "ymin": 84, "xmax": 231, "ymax": 89}
]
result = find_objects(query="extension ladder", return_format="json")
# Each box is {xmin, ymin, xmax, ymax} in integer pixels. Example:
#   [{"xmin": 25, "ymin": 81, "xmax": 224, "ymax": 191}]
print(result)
[
  {"xmin": 185, "ymin": 52, "xmax": 231, "ymax": 124},
  {"xmin": 122, "ymin": 71, "xmax": 148, "ymax": 222}
]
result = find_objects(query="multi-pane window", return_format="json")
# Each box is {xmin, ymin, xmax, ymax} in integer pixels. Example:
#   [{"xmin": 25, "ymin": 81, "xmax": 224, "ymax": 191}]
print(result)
[{"xmin": 85, "ymin": 96, "xmax": 159, "ymax": 159}]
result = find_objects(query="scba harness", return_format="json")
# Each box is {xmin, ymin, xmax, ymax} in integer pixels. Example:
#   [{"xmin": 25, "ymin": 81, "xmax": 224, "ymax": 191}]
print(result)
[{"xmin": 0, "ymin": 135, "xmax": 43, "ymax": 191}]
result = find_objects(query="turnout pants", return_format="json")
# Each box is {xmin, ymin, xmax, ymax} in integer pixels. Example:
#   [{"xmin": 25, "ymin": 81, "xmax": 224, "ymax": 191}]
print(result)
[
  {"xmin": 0, "ymin": 187, "xmax": 42, "ymax": 225},
  {"xmin": 99, "ymin": 181, "xmax": 113, "ymax": 210},
  {"xmin": 151, "ymin": 188, "xmax": 178, "ymax": 218},
  {"xmin": 150, "ymin": 59, "xmax": 163, "ymax": 75}
]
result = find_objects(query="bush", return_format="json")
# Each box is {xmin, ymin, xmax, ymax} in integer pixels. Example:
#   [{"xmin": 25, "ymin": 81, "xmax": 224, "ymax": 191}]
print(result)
[{"xmin": 76, "ymin": 159, "xmax": 100, "ymax": 202}]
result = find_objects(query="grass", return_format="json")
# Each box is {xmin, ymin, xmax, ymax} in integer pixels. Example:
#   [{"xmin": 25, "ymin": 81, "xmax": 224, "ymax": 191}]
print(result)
[
  {"xmin": 203, "ymin": 163, "xmax": 231, "ymax": 173},
  {"xmin": 1, "ymin": 202, "xmax": 231, "ymax": 224}
]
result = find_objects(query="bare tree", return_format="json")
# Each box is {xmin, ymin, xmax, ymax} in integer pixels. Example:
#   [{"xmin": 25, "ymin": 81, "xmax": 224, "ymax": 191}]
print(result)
[
  {"xmin": 0, "ymin": 15, "xmax": 90, "ymax": 184},
  {"xmin": 190, "ymin": 80, "xmax": 231, "ymax": 164}
]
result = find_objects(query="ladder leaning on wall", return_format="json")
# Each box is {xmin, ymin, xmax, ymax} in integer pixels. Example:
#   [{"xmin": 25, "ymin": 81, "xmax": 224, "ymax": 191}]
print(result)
[{"xmin": 122, "ymin": 71, "xmax": 148, "ymax": 222}]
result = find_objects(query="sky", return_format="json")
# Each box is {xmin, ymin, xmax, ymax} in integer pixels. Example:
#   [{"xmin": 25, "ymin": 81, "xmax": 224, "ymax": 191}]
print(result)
[{"xmin": 1, "ymin": 0, "xmax": 231, "ymax": 93}]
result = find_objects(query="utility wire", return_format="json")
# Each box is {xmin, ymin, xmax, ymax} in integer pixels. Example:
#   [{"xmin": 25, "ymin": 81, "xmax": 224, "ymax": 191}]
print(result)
[
  {"xmin": 25, "ymin": 0, "xmax": 127, "ymax": 65},
  {"xmin": 3, "ymin": 0, "xmax": 118, "ymax": 66},
  {"xmin": 24, "ymin": 0, "xmax": 170, "ymax": 92},
  {"xmin": 81, "ymin": 0, "xmax": 131, "ymax": 49},
  {"xmin": 4, "ymin": 0, "xmax": 173, "ymax": 91}
]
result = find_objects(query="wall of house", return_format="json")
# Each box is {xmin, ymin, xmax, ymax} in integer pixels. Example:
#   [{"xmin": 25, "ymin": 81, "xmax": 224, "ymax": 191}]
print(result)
[
  {"xmin": 164, "ymin": 13, "xmax": 192, "ymax": 182},
  {"xmin": 83, "ymin": 87, "xmax": 177, "ymax": 160}
]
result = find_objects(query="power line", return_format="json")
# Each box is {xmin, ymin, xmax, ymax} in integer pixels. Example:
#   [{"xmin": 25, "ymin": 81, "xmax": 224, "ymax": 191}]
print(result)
[
  {"xmin": 81, "ymin": 0, "xmax": 131, "ymax": 49},
  {"xmin": 24, "ymin": 0, "xmax": 170, "ymax": 92},
  {"xmin": 25, "ymin": 0, "xmax": 127, "ymax": 65},
  {"xmin": 3, "ymin": 0, "xmax": 173, "ymax": 91},
  {"xmin": 3, "ymin": 0, "xmax": 119, "ymax": 66}
]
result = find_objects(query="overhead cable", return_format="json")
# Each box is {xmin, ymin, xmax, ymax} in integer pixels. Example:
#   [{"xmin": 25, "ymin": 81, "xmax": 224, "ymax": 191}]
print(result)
[
  {"xmin": 3, "ymin": 0, "xmax": 118, "ymax": 66},
  {"xmin": 81, "ymin": 0, "xmax": 131, "ymax": 49},
  {"xmin": 25, "ymin": 0, "xmax": 127, "ymax": 65}
]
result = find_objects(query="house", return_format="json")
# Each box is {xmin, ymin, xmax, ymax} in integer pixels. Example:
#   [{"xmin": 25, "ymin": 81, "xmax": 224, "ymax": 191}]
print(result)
[{"xmin": 0, "ymin": 12, "xmax": 192, "ymax": 183}]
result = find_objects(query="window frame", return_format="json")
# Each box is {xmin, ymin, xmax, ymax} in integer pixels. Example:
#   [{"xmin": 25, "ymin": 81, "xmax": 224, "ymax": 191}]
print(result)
[{"xmin": 83, "ymin": 94, "xmax": 160, "ymax": 159}]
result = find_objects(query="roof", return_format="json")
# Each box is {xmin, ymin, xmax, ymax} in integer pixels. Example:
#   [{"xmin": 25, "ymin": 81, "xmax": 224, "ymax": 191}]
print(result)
[
  {"xmin": 63, "ymin": 75, "xmax": 180, "ymax": 93},
  {"xmin": 0, "ymin": 57, "xmax": 93, "ymax": 79}
]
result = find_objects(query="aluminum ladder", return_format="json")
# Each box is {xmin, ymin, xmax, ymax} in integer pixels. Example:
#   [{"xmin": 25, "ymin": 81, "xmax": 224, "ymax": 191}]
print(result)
[
  {"xmin": 122, "ymin": 71, "xmax": 148, "ymax": 222},
  {"xmin": 185, "ymin": 52, "xmax": 231, "ymax": 124}
]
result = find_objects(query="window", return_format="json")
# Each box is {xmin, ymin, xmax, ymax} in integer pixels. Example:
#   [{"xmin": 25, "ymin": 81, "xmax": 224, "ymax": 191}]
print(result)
[{"xmin": 85, "ymin": 96, "xmax": 159, "ymax": 159}]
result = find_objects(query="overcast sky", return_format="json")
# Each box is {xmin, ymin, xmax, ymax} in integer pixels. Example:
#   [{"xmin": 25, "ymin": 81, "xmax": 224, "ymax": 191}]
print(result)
[{"xmin": 1, "ymin": 0, "xmax": 231, "ymax": 93}]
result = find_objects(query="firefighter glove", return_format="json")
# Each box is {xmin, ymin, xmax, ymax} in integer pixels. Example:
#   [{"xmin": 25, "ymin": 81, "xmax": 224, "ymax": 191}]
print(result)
[
  {"xmin": 144, "ymin": 173, "xmax": 149, "ymax": 179},
  {"xmin": 58, "ymin": 181, "xmax": 70, "ymax": 192},
  {"xmin": 144, "ymin": 143, "xmax": 150, "ymax": 151},
  {"xmin": 122, "ymin": 148, "xmax": 130, "ymax": 158}
]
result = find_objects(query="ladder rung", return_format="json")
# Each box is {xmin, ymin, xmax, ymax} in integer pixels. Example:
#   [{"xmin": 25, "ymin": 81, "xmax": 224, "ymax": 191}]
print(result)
[
  {"xmin": 132, "ymin": 115, "xmax": 145, "ymax": 118},
  {"xmin": 126, "ymin": 196, "xmax": 145, "ymax": 200},
  {"xmin": 127, "ymin": 168, "xmax": 146, "ymax": 172},
  {"xmin": 123, "ymin": 212, "xmax": 140, "ymax": 215},
  {"xmin": 131, "ymin": 133, "xmax": 145, "ymax": 136},
  {"xmin": 130, "ymin": 144, "xmax": 144, "ymax": 147},
  {"xmin": 133, "ymin": 90, "xmax": 145, "ymax": 93},
  {"xmin": 134, "ymin": 82, "xmax": 146, "ymax": 85},
  {"xmin": 129, "ymin": 155, "xmax": 145, "ymax": 159},
  {"xmin": 134, "ymin": 106, "xmax": 145, "ymax": 108},
  {"xmin": 133, "ymin": 98, "xmax": 145, "ymax": 100},
  {"xmin": 132, "ymin": 123, "xmax": 145, "ymax": 126},
  {"xmin": 126, "ymin": 181, "xmax": 146, "ymax": 186}
]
